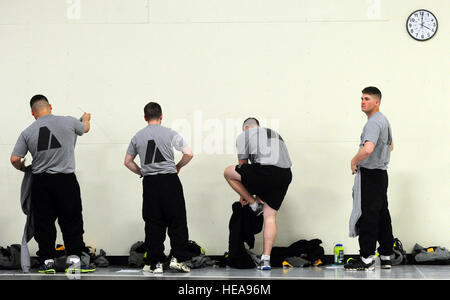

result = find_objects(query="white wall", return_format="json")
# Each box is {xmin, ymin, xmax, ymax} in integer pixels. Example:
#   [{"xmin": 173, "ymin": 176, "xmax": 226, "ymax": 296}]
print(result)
[{"xmin": 1, "ymin": 0, "xmax": 448, "ymax": 256}]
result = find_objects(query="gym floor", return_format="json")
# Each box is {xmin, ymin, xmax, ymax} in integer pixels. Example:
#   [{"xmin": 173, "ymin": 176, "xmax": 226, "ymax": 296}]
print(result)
[{"xmin": 0, "ymin": 263, "xmax": 448, "ymax": 280}]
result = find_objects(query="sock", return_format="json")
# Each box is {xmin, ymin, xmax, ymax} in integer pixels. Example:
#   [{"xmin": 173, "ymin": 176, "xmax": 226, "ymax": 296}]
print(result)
[
  {"xmin": 68, "ymin": 256, "xmax": 80, "ymax": 264},
  {"xmin": 249, "ymin": 201, "xmax": 259, "ymax": 211},
  {"xmin": 361, "ymin": 256, "xmax": 374, "ymax": 264},
  {"xmin": 44, "ymin": 259, "xmax": 54, "ymax": 265},
  {"xmin": 380, "ymin": 255, "xmax": 391, "ymax": 261},
  {"xmin": 261, "ymin": 254, "xmax": 270, "ymax": 261}
]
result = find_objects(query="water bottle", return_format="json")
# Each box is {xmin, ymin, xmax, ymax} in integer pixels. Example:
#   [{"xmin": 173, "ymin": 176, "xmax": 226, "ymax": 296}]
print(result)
[{"xmin": 334, "ymin": 244, "xmax": 344, "ymax": 264}]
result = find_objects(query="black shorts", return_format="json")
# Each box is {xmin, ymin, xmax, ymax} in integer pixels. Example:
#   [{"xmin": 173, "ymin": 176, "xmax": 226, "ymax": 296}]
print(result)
[{"xmin": 235, "ymin": 164, "xmax": 292, "ymax": 211}]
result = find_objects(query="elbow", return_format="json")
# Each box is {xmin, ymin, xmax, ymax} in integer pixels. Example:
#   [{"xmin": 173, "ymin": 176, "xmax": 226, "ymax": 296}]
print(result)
[
  {"xmin": 364, "ymin": 148, "xmax": 374, "ymax": 156},
  {"xmin": 183, "ymin": 151, "xmax": 194, "ymax": 160},
  {"xmin": 10, "ymin": 156, "xmax": 20, "ymax": 167},
  {"xmin": 363, "ymin": 142, "xmax": 375, "ymax": 156}
]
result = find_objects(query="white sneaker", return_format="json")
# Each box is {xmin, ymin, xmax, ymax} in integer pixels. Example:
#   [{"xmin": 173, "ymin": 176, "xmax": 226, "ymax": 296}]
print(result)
[
  {"xmin": 153, "ymin": 262, "xmax": 164, "ymax": 274},
  {"xmin": 169, "ymin": 257, "xmax": 190, "ymax": 273},
  {"xmin": 142, "ymin": 265, "xmax": 152, "ymax": 273},
  {"xmin": 142, "ymin": 262, "xmax": 163, "ymax": 273},
  {"xmin": 260, "ymin": 259, "xmax": 271, "ymax": 270}
]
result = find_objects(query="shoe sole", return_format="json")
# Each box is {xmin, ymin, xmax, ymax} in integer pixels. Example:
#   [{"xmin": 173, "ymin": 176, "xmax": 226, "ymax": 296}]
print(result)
[
  {"xmin": 38, "ymin": 269, "xmax": 56, "ymax": 274},
  {"xmin": 169, "ymin": 264, "xmax": 190, "ymax": 273},
  {"xmin": 65, "ymin": 268, "xmax": 96, "ymax": 274},
  {"xmin": 344, "ymin": 266, "xmax": 375, "ymax": 271},
  {"xmin": 142, "ymin": 270, "xmax": 163, "ymax": 274}
]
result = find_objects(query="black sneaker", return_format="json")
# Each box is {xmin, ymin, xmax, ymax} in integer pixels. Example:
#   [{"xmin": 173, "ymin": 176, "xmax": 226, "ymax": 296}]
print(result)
[
  {"xmin": 38, "ymin": 260, "xmax": 56, "ymax": 274},
  {"xmin": 344, "ymin": 258, "xmax": 375, "ymax": 271},
  {"xmin": 380, "ymin": 258, "xmax": 392, "ymax": 269}
]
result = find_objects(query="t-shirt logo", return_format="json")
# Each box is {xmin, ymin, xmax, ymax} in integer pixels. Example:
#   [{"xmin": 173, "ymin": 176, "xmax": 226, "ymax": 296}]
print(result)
[
  {"xmin": 37, "ymin": 126, "xmax": 62, "ymax": 152},
  {"xmin": 144, "ymin": 140, "xmax": 166, "ymax": 165}
]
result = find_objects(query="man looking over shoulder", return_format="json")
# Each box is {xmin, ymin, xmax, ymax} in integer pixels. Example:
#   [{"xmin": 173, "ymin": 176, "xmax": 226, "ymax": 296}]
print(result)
[{"xmin": 346, "ymin": 86, "xmax": 395, "ymax": 271}]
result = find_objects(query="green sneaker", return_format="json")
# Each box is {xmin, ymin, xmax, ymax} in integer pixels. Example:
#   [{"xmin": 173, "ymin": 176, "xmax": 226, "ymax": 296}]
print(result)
[
  {"xmin": 38, "ymin": 260, "xmax": 56, "ymax": 274},
  {"xmin": 65, "ymin": 254, "xmax": 96, "ymax": 274}
]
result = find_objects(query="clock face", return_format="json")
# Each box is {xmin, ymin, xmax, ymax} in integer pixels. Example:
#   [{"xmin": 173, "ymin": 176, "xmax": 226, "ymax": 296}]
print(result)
[{"xmin": 406, "ymin": 9, "xmax": 438, "ymax": 41}]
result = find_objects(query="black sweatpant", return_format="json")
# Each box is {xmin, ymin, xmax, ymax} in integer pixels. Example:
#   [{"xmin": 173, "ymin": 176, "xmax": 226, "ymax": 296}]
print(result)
[
  {"xmin": 142, "ymin": 173, "xmax": 191, "ymax": 265},
  {"xmin": 357, "ymin": 167, "xmax": 394, "ymax": 258},
  {"xmin": 31, "ymin": 173, "xmax": 85, "ymax": 261}
]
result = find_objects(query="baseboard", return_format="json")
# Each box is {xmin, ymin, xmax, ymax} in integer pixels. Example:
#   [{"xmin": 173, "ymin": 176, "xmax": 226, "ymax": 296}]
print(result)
[{"xmin": 104, "ymin": 254, "xmax": 415, "ymax": 267}]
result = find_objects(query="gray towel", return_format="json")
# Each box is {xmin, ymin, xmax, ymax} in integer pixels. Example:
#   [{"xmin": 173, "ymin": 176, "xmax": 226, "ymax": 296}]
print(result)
[
  {"xmin": 349, "ymin": 169, "xmax": 361, "ymax": 237},
  {"xmin": 20, "ymin": 167, "xmax": 34, "ymax": 273}
]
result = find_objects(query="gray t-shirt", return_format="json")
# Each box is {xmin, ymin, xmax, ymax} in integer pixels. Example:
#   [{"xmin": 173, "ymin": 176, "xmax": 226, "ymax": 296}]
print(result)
[
  {"xmin": 236, "ymin": 127, "xmax": 292, "ymax": 168},
  {"xmin": 12, "ymin": 114, "xmax": 85, "ymax": 174},
  {"xmin": 127, "ymin": 124, "xmax": 187, "ymax": 176},
  {"xmin": 359, "ymin": 112, "xmax": 393, "ymax": 170}
]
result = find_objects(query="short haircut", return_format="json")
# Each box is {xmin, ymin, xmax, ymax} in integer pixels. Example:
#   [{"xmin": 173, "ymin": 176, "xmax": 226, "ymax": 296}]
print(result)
[
  {"xmin": 362, "ymin": 86, "xmax": 382, "ymax": 100},
  {"xmin": 242, "ymin": 117, "xmax": 260, "ymax": 130},
  {"xmin": 144, "ymin": 102, "xmax": 162, "ymax": 121},
  {"xmin": 29, "ymin": 94, "xmax": 49, "ymax": 112}
]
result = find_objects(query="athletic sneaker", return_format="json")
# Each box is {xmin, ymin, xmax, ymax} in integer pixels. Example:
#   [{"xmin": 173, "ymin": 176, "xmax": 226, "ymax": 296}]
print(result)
[
  {"xmin": 344, "ymin": 258, "xmax": 375, "ymax": 271},
  {"xmin": 153, "ymin": 262, "xmax": 164, "ymax": 274},
  {"xmin": 38, "ymin": 260, "xmax": 56, "ymax": 274},
  {"xmin": 142, "ymin": 265, "xmax": 151, "ymax": 273},
  {"xmin": 380, "ymin": 258, "xmax": 392, "ymax": 269},
  {"xmin": 253, "ymin": 202, "xmax": 264, "ymax": 217},
  {"xmin": 169, "ymin": 257, "xmax": 190, "ymax": 273},
  {"xmin": 65, "ymin": 255, "xmax": 96, "ymax": 274},
  {"xmin": 260, "ymin": 258, "xmax": 271, "ymax": 271},
  {"xmin": 143, "ymin": 262, "xmax": 164, "ymax": 273}
]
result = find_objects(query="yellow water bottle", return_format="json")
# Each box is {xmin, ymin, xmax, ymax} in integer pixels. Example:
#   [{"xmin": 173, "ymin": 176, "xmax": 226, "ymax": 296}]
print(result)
[{"xmin": 334, "ymin": 244, "xmax": 344, "ymax": 264}]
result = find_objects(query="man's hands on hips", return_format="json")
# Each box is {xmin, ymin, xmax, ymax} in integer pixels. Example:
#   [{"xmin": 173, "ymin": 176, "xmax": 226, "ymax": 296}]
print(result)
[{"xmin": 351, "ymin": 159, "xmax": 358, "ymax": 175}]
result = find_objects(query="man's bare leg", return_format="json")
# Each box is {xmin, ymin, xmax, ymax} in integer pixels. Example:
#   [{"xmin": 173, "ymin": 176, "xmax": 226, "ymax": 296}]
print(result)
[
  {"xmin": 223, "ymin": 165, "xmax": 256, "ymax": 205},
  {"xmin": 262, "ymin": 203, "xmax": 277, "ymax": 256}
]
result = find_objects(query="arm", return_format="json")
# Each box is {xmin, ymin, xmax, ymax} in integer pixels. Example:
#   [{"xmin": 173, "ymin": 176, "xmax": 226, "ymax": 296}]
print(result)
[
  {"xmin": 390, "ymin": 141, "xmax": 394, "ymax": 152},
  {"xmin": 176, "ymin": 146, "xmax": 194, "ymax": 173},
  {"xmin": 10, "ymin": 155, "xmax": 27, "ymax": 172},
  {"xmin": 81, "ymin": 112, "xmax": 91, "ymax": 133},
  {"xmin": 124, "ymin": 153, "xmax": 141, "ymax": 176},
  {"xmin": 351, "ymin": 141, "xmax": 375, "ymax": 174},
  {"xmin": 238, "ymin": 159, "xmax": 248, "ymax": 165}
]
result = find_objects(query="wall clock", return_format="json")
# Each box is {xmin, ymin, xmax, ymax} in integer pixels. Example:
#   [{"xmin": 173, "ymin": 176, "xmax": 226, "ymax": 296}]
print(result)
[{"xmin": 406, "ymin": 9, "xmax": 438, "ymax": 41}]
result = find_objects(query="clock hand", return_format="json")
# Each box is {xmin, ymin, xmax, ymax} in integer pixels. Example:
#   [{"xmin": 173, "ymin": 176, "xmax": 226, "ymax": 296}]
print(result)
[{"xmin": 422, "ymin": 24, "xmax": 432, "ymax": 30}]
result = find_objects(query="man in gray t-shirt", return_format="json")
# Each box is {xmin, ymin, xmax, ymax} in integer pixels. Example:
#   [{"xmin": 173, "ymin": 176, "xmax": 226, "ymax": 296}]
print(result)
[
  {"xmin": 358, "ymin": 111, "xmax": 393, "ymax": 170},
  {"xmin": 126, "ymin": 124, "xmax": 188, "ymax": 176},
  {"xmin": 10, "ymin": 94, "xmax": 92, "ymax": 274},
  {"xmin": 124, "ymin": 102, "xmax": 193, "ymax": 273},
  {"xmin": 346, "ymin": 87, "xmax": 394, "ymax": 271},
  {"xmin": 224, "ymin": 117, "xmax": 292, "ymax": 271},
  {"xmin": 12, "ymin": 113, "xmax": 86, "ymax": 174},
  {"xmin": 236, "ymin": 126, "xmax": 292, "ymax": 169}
]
